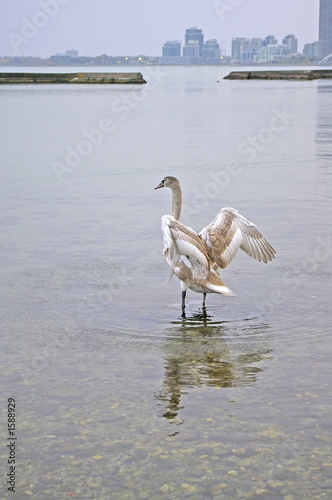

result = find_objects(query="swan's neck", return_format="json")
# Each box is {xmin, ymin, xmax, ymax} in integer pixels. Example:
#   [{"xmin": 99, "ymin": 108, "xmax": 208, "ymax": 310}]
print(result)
[{"xmin": 171, "ymin": 183, "xmax": 182, "ymax": 220}]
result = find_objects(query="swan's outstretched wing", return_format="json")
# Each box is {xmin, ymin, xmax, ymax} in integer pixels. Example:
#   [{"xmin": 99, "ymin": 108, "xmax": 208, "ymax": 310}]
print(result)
[
  {"xmin": 199, "ymin": 207, "xmax": 276, "ymax": 269},
  {"xmin": 161, "ymin": 215, "xmax": 209, "ymax": 272}
]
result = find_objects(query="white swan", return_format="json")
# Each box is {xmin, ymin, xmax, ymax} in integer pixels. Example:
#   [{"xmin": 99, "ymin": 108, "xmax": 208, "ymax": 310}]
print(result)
[{"xmin": 155, "ymin": 176, "xmax": 276, "ymax": 314}]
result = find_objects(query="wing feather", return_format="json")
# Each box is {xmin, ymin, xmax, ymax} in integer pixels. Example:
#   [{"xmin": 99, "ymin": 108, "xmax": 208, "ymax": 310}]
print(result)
[
  {"xmin": 200, "ymin": 207, "xmax": 276, "ymax": 269},
  {"xmin": 161, "ymin": 215, "xmax": 209, "ymax": 271}
]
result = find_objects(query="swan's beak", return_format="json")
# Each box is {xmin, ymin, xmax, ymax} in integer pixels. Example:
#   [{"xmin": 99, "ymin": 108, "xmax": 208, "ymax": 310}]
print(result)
[{"xmin": 154, "ymin": 181, "xmax": 164, "ymax": 190}]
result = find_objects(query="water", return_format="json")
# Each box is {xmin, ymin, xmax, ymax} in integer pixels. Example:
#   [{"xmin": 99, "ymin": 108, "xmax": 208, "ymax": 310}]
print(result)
[{"xmin": 1, "ymin": 66, "xmax": 332, "ymax": 499}]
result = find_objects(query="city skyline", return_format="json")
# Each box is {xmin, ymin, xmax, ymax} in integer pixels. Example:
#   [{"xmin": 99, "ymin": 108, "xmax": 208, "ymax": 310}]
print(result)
[
  {"xmin": 1, "ymin": 0, "xmax": 319, "ymax": 58},
  {"xmin": 161, "ymin": 27, "xmax": 304, "ymax": 64},
  {"xmin": 162, "ymin": 27, "xmax": 222, "ymax": 64}
]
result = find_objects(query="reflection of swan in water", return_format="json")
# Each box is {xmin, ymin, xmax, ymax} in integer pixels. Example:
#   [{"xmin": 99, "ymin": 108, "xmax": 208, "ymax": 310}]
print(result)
[{"xmin": 156, "ymin": 314, "xmax": 272, "ymax": 421}]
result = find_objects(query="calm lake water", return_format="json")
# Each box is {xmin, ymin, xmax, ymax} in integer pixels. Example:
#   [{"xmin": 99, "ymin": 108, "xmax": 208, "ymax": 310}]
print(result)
[{"xmin": 1, "ymin": 66, "xmax": 332, "ymax": 499}]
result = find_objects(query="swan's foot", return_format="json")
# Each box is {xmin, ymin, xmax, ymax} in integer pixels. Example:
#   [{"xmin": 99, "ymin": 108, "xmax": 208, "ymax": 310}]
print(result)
[{"xmin": 202, "ymin": 293, "xmax": 207, "ymax": 308}]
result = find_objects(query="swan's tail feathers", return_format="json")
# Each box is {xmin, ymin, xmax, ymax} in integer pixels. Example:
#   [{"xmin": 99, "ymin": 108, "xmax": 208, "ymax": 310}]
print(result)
[
  {"xmin": 206, "ymin": 283, "xmax": 235, "ymax": 296},
  {"xmin": 165, "ymin": 266, "xmax": 174, "ymax": 285}
]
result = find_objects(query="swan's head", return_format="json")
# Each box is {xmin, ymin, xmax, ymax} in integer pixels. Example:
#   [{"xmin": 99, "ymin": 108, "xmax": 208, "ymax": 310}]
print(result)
[{"xmin": 154, "ymin": 176, "xmax": 180, "ymax": 190}]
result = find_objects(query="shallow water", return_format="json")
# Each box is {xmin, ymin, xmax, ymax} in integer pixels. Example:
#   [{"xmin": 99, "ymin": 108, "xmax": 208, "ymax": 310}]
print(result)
[{"xmin": 1, "ymin": 66, "xmax": 332, "ymax": 499}]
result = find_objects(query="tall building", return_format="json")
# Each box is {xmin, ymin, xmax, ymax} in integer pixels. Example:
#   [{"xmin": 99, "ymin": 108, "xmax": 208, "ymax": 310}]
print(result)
[
  {"xmin": 319, "ymin": 0, "xmax": 332, "ymax": 59},
  {"xmin": 232, "ymin": 35, "xmax": 292, "ymax": 63},
  {"xmin": 258, "ymin": 44, "xmax": 290, "ymax": 63},
  {"xmin": 161, "ymin": 27, "xmax": 223, "ymax": 65},
  {"xmin": 244, "ymin": 38, "xmax": 263, "ymax": 62},
  {"xmin": 303, "ymin": 41, "xmax": 319, "ymax": 60},
  {"xmin": 183, "ymin": 40, "xmax": 200, "ymax": 57},
  {"xmin": 161, "ymin": 41, "xmax": 181, "ymax": 64},
  {"xmin": 184, "ymin": 27, "xmax": 204, "ymax": 56},
  {"xmin": 162, "ymin": 41, "xmax": 181, "ymax": 58},
  {"xmin": 282, "ymin": 34, "xmax": 298, "ymax": 54},
  {"xmin": 231, "ymin": 37, "xmax": 263, "ymax": 62},
  {"xmin": 202, "ymin": 39, "xmax": 221, "ymax": 62},
  {"xmin": 263, "ymin": 35, "xmax": 278, "ymax": 46},
  {"xmin": 183, "ymin": 40, "xmax": 200, "ymax": 64},
  {"xmin": 232, "ymin": 38, "xmax": 249, "ymax": 62}
]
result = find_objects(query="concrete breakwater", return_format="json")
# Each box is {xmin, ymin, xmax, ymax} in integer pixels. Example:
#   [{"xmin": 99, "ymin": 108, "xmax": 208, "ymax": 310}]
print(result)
[
  {"xmin": 224, "ymin": 69, "xmax": 332, "ymax": 80},
  {"xmin": 0, "ymin": 72, "xmax": 147, "ymax": 84}
]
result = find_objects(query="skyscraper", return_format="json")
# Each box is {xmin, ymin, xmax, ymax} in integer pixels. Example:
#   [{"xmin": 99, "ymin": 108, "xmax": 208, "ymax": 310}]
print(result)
[
  {"xmin": 282, "ymin": 35, "xmax": 298, "ymax": 54},
  {"xmin": 161, "ymin": 27, "xmax": 223, "ymax": 65},
  {"xmin": 202, "ymin": 40, "xmax": 221, "ymax": 62},
  {"xmin": 319, "ymin": 0, "xmax": 332, "ymax": 59},
  {"xmin": 303, "ymin": 42, "xmax": 319, "ymax": 60},
  {"xmin": 184, "ymin": 27, "xmax": 204, "ymax": 56},
  {"xmin": 183, "ymin": 40, "xmax": 200, "ymax": 58},
  {"xmin": 263, "ymin": 35, "xmax": 278, "ymax": 46},
  {"xmin": 161, "ymin": 41, "xmax": 181, "ymax": 64},
  {"xmin": 231, "ymin": 37, "xmax": 263, "ymax": 62},
  {"xmin": 162, "ymin": 41, "xmax": 181, "ymax": 58}
]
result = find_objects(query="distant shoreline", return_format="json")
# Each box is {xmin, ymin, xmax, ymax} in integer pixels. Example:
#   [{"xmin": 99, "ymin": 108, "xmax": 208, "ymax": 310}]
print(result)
[{"xmin": 0, "ymin": 55, "xmax": 324, "ymax": 69}]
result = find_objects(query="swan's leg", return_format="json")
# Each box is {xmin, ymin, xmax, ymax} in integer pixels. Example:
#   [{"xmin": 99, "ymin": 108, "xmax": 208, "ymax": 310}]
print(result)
[
  {"xmin": 181, "ymin": 281, "xmax": 187, "ymax": 315},
  {"xmin": 181, "ymin": 291, "xmax": 186, "ymax": 312},
  {"xmin": 202, "ymin": 293, "xmax": 207, "ymax": 308}
]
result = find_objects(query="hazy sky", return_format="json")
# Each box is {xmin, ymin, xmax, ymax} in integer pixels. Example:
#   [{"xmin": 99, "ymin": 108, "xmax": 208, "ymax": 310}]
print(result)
[{"xmin": 1, "ymin": 0, "xmax": 319, "ymax": 57}]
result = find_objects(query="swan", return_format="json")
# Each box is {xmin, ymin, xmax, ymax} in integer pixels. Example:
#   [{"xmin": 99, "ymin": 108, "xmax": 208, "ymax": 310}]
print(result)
[{"xmin": 155, "ymin": 176, "xmax": 276, "ymax": 315}]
